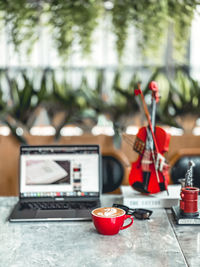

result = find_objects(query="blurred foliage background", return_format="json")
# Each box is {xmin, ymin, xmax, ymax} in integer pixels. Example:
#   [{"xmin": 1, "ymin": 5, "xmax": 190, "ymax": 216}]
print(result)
[
  {"xmin": 0, "ymin": 0, "xmax": 198, "ymax": 62},
  {"xmin": 0, "ymin": 67, "xmax": 200, "ymax": 143},
  {"xmin": 0, "ymin": 0, "xmax": 199, "ymax": 145}
]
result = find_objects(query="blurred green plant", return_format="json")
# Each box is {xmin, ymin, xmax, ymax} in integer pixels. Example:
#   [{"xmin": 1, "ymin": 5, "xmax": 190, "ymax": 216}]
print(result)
[
  {"xmin": 0, "ymin": 70, "xmax": 7, "ymax": 113},
  {"xmin": 146, "ymin": 67, "xmax": 200, "ymax": 129},
  {"xmin": 48, "ymin": 0, "xmax": 102, "ymax": 59},
  {"xmin": 159, "ymin": 70, "xmax": 200, "ymax": 119},
  {"xmin": 0, "ymin": 69, "xmax": 50, "ymax": 143},
  {"xmin": 110, "ymin": 0, "xmax": 131, "ymax": 62},
  {"xmin": 129, "ymin": 0, "xmax": 167, "ymax": 61},
  {"xmin": 50, "ymin": 71, "xmax": 109, "ymax": 140},
  {"xmin": 109, "ymin": 0, "xmax": 198, "ymax": 62},
  {"xmin": 167, "ymin": 0, "xmax": 197, "ymax": 62},
  {"xmin": 6, "ymin": 71, "xmax": 49, "ymax": 125},
  {"xmin": 0, "ymin": 0, "xmax": 40, "ymax": 54},
  {"xmin": 0, "ymin": 67, "xmax": 200, "ymax": 144},
  {"xmin": 0, "ymin": 0, "xmax": 198, "ymax": 62}
]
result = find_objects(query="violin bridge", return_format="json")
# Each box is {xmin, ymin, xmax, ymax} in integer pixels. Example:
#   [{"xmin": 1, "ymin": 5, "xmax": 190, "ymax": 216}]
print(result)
[
  {"xmin": 156, "ymin": 153, "xmax": 167, "ymax": 172},
  {"xmin": 133, "ymin": 137, "xmax": 145, "ymax": 155}
]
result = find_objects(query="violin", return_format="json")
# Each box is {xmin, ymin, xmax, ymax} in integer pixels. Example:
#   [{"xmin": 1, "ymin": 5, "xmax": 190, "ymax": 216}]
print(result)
[{"xmin": 129, "ymin": 82, "xmax": 170, "ymax": 194}]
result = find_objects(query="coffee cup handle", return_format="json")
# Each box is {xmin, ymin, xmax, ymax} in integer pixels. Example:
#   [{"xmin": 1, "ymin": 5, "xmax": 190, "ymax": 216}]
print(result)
[{"xmin": 120, "ymin": 215, "xmax": 134, "ymax": 230}]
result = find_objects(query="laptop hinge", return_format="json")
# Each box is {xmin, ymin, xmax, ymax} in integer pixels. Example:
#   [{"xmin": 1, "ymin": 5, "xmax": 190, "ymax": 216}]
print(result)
[{"xmin": 20, "ymin": 196, "xmax": 100, "ymax": 202}]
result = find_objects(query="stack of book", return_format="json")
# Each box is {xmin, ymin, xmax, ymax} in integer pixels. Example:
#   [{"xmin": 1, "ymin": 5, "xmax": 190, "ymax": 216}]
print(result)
[
  {"xmin": 172, "ymin": 205, "xmax": 200, "ymax": 225},
  {"xmin": 121, "ymin": 185, "xmax": 181, "ymax": 208}
]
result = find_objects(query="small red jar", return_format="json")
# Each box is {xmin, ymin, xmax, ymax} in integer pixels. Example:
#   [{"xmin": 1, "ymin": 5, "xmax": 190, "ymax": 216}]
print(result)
[{"xmin": 180, "ymin": 187, "xmax": 199, "ymax": 217}]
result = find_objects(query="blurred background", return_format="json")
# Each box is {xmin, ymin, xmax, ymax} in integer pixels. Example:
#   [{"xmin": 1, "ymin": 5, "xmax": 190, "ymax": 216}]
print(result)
[{"xmin": 0, "ymin": 0, "xmax": 200, "ymax": 195}]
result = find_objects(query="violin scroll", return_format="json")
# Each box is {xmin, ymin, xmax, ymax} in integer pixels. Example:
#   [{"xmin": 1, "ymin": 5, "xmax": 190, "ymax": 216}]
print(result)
[{"xmin": 149, "ymin": 81, "xmax": 159, "ymax": 103}]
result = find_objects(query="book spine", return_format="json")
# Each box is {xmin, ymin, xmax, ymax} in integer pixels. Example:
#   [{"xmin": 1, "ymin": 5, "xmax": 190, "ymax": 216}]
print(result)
[
  {"xmin": 123, "ymin": 198, "xmax": 179, "ymax": 209},
  {"xmin": 178, "ymin": 218, "xmax": 200, "ymax": 225}
]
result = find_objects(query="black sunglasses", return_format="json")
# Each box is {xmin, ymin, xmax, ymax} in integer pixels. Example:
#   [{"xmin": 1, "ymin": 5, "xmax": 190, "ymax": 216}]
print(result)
[{"xmin": 112, "ymin": 203, "xmax": 153, "ymax": 220}]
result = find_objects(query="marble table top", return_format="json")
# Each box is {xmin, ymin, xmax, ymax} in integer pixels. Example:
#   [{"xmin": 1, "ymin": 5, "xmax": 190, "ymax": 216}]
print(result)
[{"xmin": 0, "ymin": 196, "xmax": 199, "ymax": 267}]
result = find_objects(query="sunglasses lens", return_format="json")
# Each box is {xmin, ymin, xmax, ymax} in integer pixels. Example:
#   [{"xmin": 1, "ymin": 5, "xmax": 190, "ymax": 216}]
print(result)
[
  {"xmin": 133, "ymin": 209, "xmax": 153, "ymax": 220},
  {"xmin": 112, "ymin": 204, "xmax": 153, "ymax": 219}
]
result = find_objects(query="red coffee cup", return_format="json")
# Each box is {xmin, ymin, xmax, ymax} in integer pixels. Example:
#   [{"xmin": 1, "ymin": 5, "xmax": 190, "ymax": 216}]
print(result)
[{"xmin": 91, "ymin": 207, "xmax": 134, "ymax": 235}]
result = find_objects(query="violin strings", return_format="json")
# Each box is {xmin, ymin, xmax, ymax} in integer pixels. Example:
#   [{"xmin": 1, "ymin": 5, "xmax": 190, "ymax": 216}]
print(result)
[{"xmin": 121, "ymin": 133, "xmax": 135, "ymax": 147}]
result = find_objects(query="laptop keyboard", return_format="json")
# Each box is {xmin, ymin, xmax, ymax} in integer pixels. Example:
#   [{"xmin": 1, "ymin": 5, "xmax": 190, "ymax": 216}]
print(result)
[{"xmin": 20, "ymin": 201, "xmax": 98, "ymax": 210}]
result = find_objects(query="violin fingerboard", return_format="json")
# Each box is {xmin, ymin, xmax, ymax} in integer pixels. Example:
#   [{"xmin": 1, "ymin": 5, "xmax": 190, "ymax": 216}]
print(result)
[{"xmin": 133, "ymin": 137, "xmax": 145, "ymax": 155}]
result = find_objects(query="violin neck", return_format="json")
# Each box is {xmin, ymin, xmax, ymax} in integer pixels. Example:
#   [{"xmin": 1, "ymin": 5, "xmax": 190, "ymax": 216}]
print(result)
[
  {"xmin": 135, "ymin": 83, "xmax": 160, "ymax": 155},
  {"xmin": 146, "ymin": 97, "xmax": 156, "ymax": 150},
  {"xmin": 151, "ymin": 98, "xmax": 156, "ymax": 132}
]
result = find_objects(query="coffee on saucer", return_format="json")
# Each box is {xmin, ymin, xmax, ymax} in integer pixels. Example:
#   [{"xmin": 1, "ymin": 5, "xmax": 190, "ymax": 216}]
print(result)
[{"xmin": 91, "ymin": 207, "xmax": 134, "ymax": 235}]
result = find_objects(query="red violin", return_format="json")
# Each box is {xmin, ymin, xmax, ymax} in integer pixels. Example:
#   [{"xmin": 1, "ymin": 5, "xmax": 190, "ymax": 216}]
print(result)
[{"xmin": 129, "ymin": 82, "xmax": 170, "ymax": 194}]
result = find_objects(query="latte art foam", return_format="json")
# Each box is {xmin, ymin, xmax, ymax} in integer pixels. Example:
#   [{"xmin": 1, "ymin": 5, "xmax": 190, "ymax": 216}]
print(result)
[{"xmin": 92, "ymin": 207, "xmax": 125, "ymax": 218}]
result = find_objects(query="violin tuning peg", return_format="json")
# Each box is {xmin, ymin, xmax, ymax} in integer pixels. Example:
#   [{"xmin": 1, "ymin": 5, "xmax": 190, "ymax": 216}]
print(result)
[
  {"xmin": 134, "ymin": 89, "xmax": 141, "ymax": 96},
  {"xmin": 149, "ymin": 81, "xmax": 158, "ymax": 92}
]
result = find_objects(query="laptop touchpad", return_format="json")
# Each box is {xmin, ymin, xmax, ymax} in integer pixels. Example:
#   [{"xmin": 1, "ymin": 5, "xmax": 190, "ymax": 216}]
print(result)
[{"xmin": 36, "ymin": 210, "xmax": 76, "ymax": 218}]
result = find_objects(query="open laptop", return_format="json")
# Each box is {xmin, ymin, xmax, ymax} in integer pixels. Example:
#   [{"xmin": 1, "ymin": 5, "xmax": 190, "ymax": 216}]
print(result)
[{"xmin": 9, "ymin": 145, "xmax": 101, "ymax": 222}]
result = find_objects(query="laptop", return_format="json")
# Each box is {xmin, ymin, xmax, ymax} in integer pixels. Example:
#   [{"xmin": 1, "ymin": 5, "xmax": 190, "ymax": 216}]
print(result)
[{"xmin": 9, "ymin": 144, "xmax": 101, "ymax": 222}]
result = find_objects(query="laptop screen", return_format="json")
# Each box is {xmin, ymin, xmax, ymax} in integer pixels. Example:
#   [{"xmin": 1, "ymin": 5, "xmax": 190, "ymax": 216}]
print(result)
[{"xmin": 20, "ymin": 145, "xmax": 100, "ymax": 198}]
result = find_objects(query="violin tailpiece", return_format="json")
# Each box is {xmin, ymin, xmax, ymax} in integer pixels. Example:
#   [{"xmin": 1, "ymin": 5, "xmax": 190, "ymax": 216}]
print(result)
[
  {"xmin": 158, "ymin": 182, "xmax": 166, "ymax": 192},
  {"xmin": 133, "ymin": 137, "xmax": 145, "ymax": 155},
  {"xmin": 131, "ymin": 181, "xmax": 150, "ymax": 194}
]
